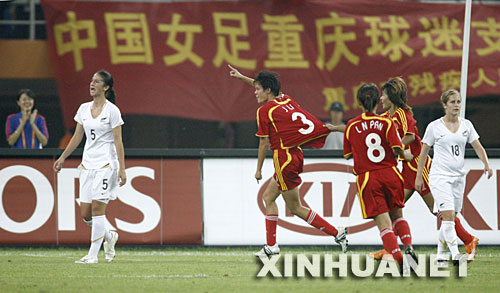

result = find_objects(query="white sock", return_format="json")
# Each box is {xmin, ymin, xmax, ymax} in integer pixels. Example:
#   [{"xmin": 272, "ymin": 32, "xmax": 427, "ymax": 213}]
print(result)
[
  {"xmin": 88, "ymin": 215, "xmax": 107, "ymax": 258},
  {"xmin": 441, "ymin": 220, "xmax": 460, "ymax": 257},
  {"xmin": 437, "ymin": 227, "xmax": 447, "ymax": 256},
  {"xmin": 104, "ymin": 226, "xmax": 112, "ymax": 242}
]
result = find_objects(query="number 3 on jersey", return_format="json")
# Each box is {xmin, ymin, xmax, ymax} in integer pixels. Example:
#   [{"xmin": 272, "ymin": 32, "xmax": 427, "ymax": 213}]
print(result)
[
  {"xmin": 291, "ymin": 112, "xmax": 314, "ymax": 135},
  {"xmin": 365, "ymin": 133, "xmax": 385, "ymax": 163}
]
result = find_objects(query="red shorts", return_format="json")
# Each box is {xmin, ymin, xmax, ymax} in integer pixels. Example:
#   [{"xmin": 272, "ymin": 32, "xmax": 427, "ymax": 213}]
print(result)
[
  {"xmin": 356, "ymin": 167, "xmax": 404, "ymax": 219},
  {"xmin": 272, "ymin": 147, "xmax": 303, "ymax": 191},
  {"xmin": 402, "ymin": 155, "xmax": 432, "ymax": 196}
]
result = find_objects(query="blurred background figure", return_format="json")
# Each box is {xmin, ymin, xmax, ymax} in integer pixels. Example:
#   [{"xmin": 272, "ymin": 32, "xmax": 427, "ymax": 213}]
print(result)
[
  {"xmin": 5, "ymin": 89, "xmax": 49, "ymax": 149},
  {"xmin": 322, "ymin": 102, "xmax": 345, "ymax": 150}
]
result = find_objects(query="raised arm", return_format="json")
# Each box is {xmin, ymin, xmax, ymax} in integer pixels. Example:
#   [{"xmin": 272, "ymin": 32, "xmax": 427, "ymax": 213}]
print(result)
[
  {"xmin": 471, "ymin": 139, "xmax": 493, "ymax": 179},
  {"xmin": 415, "ymin": 143, "xmax": 431, "ymax": 191},
  {"xmin": 228, "ymin": 64, "xmax": 254, "ymax": 87},
  {"xmin": 255, "ymin": 137, "xmax": 270, "ymax": 183},
  {"xmin": 53, "ymin": 123, "xmax": 84, "ymax": 172}
]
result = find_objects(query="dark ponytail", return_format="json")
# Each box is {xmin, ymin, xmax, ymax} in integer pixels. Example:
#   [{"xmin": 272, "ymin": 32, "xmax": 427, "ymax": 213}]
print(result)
[
  {"xmin": 357, "ymin": 83, "xmax": 380, "ymax": 112},
  {"xmin": 96, "ymin": 70, "xmax": 116, "ymax": 104}
]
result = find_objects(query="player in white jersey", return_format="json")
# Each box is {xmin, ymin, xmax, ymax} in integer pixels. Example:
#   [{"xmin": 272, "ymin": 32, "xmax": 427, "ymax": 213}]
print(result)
[
  {"xmin": 415, "ymin": 89, "xmax": 492, "ymax": 265},
  {"xmin": 53, "ymin": 70, "xmax": 126, "ymax": 264}
]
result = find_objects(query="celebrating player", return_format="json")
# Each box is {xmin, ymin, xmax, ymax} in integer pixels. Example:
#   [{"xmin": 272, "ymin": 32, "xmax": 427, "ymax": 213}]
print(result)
[
  {"xmin": 228, "ymin": 65, "xmax": 347, "ymax": 257},
  {"xmin": 53, "ymin": 70, "xmax": 125, "ymax": 264},
  {"xmin": 344, "ymin": 83, "xmax": 415, "ymax": 268},
  {"xmin": 370, "ymin": 77, "xmax": 479, "ymax": 262},
  {"xmin": 415, "ymin": 89, "xmax": 492, "ymax": 265}
]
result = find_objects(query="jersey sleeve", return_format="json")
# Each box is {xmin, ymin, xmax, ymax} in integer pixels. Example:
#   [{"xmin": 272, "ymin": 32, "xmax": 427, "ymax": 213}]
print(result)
[
  {"xmin": 421, "ymin": 122, "xmax": 436, "ymax": 147},
  {"xmin": 403, "ymin": 111, "xmax": 417, "ymax": 135},
  {"xmin": 386, "ymin": 119, "xmax": 403, "ymax": 149},
  {"xmin": 109, "ymin": 105, "xmax": 124, "ymax": 129},
  {"xmin": 74, "ymin": 104, "xmax": 83, "ymax": 125},
  {"xmin": 343, "ymin": 122, "xmax": 352, "ymax": 157},
  {"xmin": 255, "ymin": 106, "xmax": 270, "ymax": 137},
  {"xmin": 466, "ymin": 120, "xmax": 480, "ymax": 144}
]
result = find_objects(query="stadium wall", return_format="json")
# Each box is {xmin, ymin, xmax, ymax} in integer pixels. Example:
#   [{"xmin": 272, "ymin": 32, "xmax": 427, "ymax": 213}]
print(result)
[{"xmin": 1, "ymin": 149, "xmax": 499, "ymax": 245}]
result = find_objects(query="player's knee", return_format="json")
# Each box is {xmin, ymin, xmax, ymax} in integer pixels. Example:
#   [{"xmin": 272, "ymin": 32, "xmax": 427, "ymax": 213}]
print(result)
[
  {"xmin": 82, "ymin": 217, "xmax": 92, "ymax": 227},
  {"xmin": 263, "ymin": 193, "xmax": 275, "ymax": 205},
  {"xmin": 287, "ymin": 203, "xmax": 301, "ymax": 215}
]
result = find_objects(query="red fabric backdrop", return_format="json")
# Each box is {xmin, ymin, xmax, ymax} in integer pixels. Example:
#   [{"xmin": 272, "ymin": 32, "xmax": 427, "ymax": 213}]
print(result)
[{"xmin": 42, "ymin": 0, "xmax": 500, "ymax": 128}]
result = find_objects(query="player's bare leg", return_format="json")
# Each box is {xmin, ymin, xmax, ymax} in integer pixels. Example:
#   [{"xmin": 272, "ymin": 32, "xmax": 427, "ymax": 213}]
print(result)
[
  {"xmin": 370, "ymin": 189, "xmax": 414, "ymax": 260},
  {"xmin": 373, "ymin": 213, "xmax": 403, "ymax": 267},
  {"xmin": 255, "ymin": 179, "xmax": 281, "ymax": 257},
  {"xmin": 282, "ymin": 188, "xmax": 347, "ymax": 252},
  {"xmin": 80, "ymin": 202, "xmax": 92, "ymax": 227},
  {"xmin": 422, "ymin": 191, "xmax": 478, "ymax": 262}
]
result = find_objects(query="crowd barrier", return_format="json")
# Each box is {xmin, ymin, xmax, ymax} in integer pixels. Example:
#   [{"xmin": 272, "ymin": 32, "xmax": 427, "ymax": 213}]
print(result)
[{"xmin": 1, "ymin": 148, "xmax": 499, "ymax": 245}]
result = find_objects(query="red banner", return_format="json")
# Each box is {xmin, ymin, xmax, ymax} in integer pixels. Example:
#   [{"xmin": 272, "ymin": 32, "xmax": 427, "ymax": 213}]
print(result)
[
  {"xmin": 0, "ymin": 158, "xmax": 202, "ymax": 245},
  {"xmin": 41, "ymin": 0, "xmax": 500, "ymax": 128}
]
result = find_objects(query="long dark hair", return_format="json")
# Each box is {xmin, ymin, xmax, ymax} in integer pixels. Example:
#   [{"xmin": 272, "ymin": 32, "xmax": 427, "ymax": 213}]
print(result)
[
  {"xmin": 96, "ymin": 70, "xmax": 116, "ymax": 104},
  {"xmin": 357, "ymin": 83, "xmax": 380, "ymax": 112}
]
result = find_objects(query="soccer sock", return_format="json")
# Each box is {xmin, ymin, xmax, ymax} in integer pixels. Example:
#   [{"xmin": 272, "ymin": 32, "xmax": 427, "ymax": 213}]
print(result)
[
  {"xmin": 454, "ymin": 217, "xmax": 473, "ymax": 245},
  {"xmin": 380, "ymin": 228, "xmax": 403, "ymax": 266},
  {"xmin": 392, "ymin": 217, "xmax": 412, "ymax": 248},
  {"xmin": 306, "ymin": 210, "xmax": 338, "ymax": 237},
  {"xmin": 441, "ymin": 220, "xmax": 460, "ymax": 257},
  {"xmin": 437, "ymin": 228, "xmax": 447, "ymax": 256},
  {"xmin": 88, "ymin": 215, "xmax": 106, "ymax": 258},
  {"xmin": 265, "ymin": 214, "xmax": 278, "ymax": 246}
]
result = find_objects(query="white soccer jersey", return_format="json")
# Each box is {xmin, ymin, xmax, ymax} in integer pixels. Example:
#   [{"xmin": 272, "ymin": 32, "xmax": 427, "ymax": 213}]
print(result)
[
  {"xmin": 74, "ymin": 101, "xmax": 124, "ymax": 169},
  {"xmin": 422, "ymin": 117, "xmax": 479, "ymax": 177}
]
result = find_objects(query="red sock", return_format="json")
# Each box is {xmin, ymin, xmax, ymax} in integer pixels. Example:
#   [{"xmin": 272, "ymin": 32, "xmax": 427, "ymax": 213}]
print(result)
[
  {"xmin": 455, "ymin": 217, "xmax": 473, "ymax": 244},
  {"xmin": 265, "ymin": 214, "xmax": 278, "ymax": 246},
  {"xmin": 306, "ymin": 210, "xmax": 338, "ymax": 237},
  {"xmin": 392, "ymin": 217, "xmax": 412, "ymax": 248},
  {"xmin": 380, "ymin": 228, "xmax": 403, "ymax": 266}
]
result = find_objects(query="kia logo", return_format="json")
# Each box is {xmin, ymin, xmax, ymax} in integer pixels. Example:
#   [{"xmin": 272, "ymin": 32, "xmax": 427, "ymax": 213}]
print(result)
[{"xmin": 257, "ymin": 163, "xmax": 376, "ymax": 235}]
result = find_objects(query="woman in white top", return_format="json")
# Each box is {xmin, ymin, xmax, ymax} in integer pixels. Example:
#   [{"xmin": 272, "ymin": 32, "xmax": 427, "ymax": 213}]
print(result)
[
  {"xmin": 53, "ymin": 70, "xmax": 126, "ymax": 264},
  {"xmin": 415, "ymin": 89, "xmax": 492, "ymax": 264}
]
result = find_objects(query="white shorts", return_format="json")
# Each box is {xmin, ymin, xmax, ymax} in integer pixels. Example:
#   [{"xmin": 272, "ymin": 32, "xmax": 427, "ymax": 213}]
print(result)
[
  {"xmin": 79, "ymin": 165, "xmax": 118, "ymax": 204},
  {"xmin": 429, "ymin": 174, "xmax": 465, "ymax": 213}
]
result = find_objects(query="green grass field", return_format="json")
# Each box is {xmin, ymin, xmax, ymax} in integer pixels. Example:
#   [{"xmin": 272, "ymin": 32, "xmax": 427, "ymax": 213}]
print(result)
[{"xmin": 1, "ymin": 246, "xmax": 499, "ymax": 292}]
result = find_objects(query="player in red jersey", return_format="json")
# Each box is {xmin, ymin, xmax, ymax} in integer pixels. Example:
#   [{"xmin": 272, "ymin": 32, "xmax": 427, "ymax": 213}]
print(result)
[
  {"xmin": 369, "ymin": 77, "xmax": 479, "ymax": 262},
  {"xmin": 228, "ymin": 65, "xmax": 347, "ymax": 257},
  {"xmin": 344, "ymin": 83, "xmax": 414, "ymax": 268}
]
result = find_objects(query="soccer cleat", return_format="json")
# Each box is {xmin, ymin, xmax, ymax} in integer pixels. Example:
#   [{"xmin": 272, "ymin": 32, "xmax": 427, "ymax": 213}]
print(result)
[
  {"xmin": 103, "ymin": 230, "xmax": 119, "ymax": 263},
  {"xmin": 405, "ymin": 246, "xmax": 418, "ymax": 264},
  {"xmin": 254, "ymin": 244, "xmax": 280, "ymax": 257},
  {"xmin": 335, "ymin": 227, "xmax": 348, "ymax": 253},
  {"xmin": 464, "ymin": 236, "xmax": 479, "ymax": 263},
  {"xmin": 368, "ymin": 249, "xmax": 389, "ymax": 260},
  {"xmin": 75, "ymin": 255, "xmax": 98, "ymax": 264}
]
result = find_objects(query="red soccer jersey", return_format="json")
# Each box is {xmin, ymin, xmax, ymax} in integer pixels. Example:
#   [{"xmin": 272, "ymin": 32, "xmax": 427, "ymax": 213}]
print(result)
[
  {"xmin": 382, "ymin": 108, "xmax": 422, "ymax": 166},
  {"xmin": 344, "ymin": 112, "xmax": 403, "ymax": 174},
  {"xmin": 256, "ymin": 94, "xmax": 329, "ymax": 150}
]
